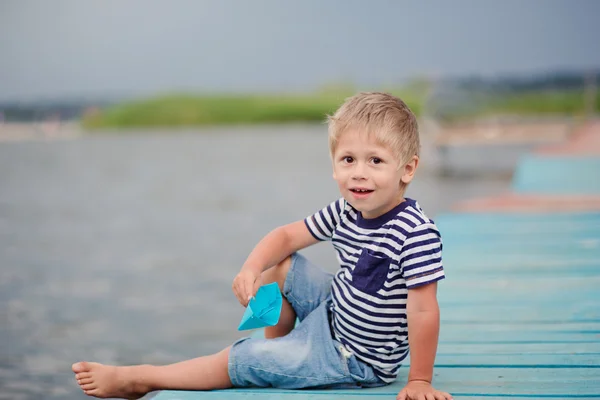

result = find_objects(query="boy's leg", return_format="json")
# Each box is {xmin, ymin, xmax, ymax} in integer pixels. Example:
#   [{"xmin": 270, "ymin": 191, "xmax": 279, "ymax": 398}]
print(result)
[
  {"xmin": 72, "ymin": 346, "xmax": 232, "ymax": 399},
  {"xmin": 260, "ymin": 255, "xmax": 296, "ymax": 339}
]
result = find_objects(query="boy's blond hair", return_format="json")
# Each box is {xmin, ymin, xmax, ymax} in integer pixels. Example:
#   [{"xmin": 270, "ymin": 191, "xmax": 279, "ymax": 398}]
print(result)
[{"xmin": 327, "ymin": 92, "xmax": 420, "ymax": 166}]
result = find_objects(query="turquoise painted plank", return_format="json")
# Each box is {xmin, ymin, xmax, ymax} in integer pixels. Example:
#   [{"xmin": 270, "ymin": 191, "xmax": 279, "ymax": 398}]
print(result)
[
  {"xmin": 440, "ymin": 322, "xmax": 600, "ymax": 332},
  {"xmin": 437, "ymin": 341, "xmax": 600, "ymax": 354},
  {"xmin": 154, "ymin": 391, "xmax": 600, "ymax": 399},
  {"xmin": 444, "ymin": 241, "xmax": 600, "ymax": 249},
  {"xmin": 438, "ymin": 289, "xmax": 599, "ymax": 302},
  {"xmin": 154, "ymin": 392, "xmax": 600, "ymax": 399},
  {"xmin": 439, "ymin": 276, "xmax": 600, "ymax": 295},
  {"xmin": 435, "ymin": 211, "xmax": 600, "ymax": 225},
  {"xmin": 153, "ymin": 367, "xmax": 600, "ymax": 399},
  {"xmin": 442, "ymin": 256, "xmax": 600, "ymax": 268},
  {"xmin": 439, "ymin": 308, "xmax": 600, "ymax": 322},
  {"xmin": 437, "ymin": 331, "xmax": 600, "ymax": 343},
  {"xmin": 430, "ymin": 353, "xmax": 599, "ymax": 366},
  {"xmin": 440, "ymin": 261, "xmax": 600, "ymax": 277},
  {"xmin": 436, "ymin": 217, "xmax": 600, "ymax": 237},
  {"xmin": 438, "ymin": 293, "xmax": 599, "ymax": 307},
  {"xmin": 438, "ymin": 219, "xmax": 600, "ymax": 232},
  {"xmin": 512, "ymin": 155, "xmax": 600, "ymax": 195}
]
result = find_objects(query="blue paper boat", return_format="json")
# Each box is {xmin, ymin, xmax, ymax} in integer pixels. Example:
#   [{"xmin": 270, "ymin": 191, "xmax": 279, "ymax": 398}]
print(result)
[{"xmin": 238, "ymin": 282, "xmax": 282, "ymax": 331}]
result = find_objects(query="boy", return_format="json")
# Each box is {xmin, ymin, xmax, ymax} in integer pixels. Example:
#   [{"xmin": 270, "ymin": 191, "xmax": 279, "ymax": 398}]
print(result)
[{"xmin": 72, "ymin": 92, "xmax": 452, "ymax": 400}]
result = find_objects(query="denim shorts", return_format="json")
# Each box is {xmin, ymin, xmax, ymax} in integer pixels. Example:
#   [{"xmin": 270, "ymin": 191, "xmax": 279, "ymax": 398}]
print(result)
[{"xmin": 228, "ymin": 252, "xmax": 385, "ymax": 389}]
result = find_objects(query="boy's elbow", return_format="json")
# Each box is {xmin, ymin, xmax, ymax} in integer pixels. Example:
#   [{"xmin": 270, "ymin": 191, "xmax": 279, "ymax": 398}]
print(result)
[{"xmin": 273, "ymin": 224, "xmax": 296, "ymax": 253}]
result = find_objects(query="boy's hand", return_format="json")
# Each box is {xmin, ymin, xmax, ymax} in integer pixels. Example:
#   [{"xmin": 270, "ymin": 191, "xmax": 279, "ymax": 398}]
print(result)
[
  {"xmin": 232, "ymin": 268, "xmax": 262, "ymax": 307},
  {"xmin": 397, "ymin": 380, "xmax": 452, "ymax": 400}
]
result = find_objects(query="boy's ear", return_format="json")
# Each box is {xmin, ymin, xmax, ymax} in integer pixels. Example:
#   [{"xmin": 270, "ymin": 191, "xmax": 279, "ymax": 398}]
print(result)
[{"xmin": 401, "ymin": 156, "xmax": 419, "ymax": 184}]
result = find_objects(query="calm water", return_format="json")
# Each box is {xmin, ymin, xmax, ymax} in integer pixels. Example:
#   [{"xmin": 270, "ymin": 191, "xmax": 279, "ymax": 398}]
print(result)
[{"xmin": 0, "ymin": 124, "xmax": 515, "ymax": 399}]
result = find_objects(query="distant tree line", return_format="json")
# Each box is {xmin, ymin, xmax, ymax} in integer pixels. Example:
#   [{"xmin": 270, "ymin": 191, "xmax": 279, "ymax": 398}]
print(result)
[
  {"xmin": 455, "ymin": 70, "xmax": 599, "ymax": 93},
  {"xmin": 0, "ymin": 100, "xmax": 114, "ymax": 122}
]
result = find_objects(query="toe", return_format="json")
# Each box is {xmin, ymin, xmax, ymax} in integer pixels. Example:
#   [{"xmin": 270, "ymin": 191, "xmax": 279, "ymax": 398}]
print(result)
[
  {"xmin": 82, "ymin": 383, "xmax": 97, "ymax": 391},
  {"xmin": 79, "ymin": 378, "xmax": 94, "ymax": 385},
  {"xmin": 72, "ymin": 361, "xmax": 90, "ymax": 373},
  {"xmin": 76, "ymin": 372, "xmax": 92, "ymax": 380},
  {"xmin": 86, "ymin": 388, "xmax": 101, "ymax": 397}
]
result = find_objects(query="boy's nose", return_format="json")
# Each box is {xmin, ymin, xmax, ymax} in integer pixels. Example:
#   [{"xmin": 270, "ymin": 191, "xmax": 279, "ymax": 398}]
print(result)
[{"xmin": 351, "ymin": 164, "xmax": 367, "ymax": 180}]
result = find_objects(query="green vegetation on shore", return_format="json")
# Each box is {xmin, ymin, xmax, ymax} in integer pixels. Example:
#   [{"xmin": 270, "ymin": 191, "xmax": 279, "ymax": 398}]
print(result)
[
  {"xmin": 81, "ymin": 90, "xmax": 424, "ymax": 129},
  {"xmin": 82, "ymin": 88, "xmax": 598, "ymax": 129},
  {"xmin": 488, "ymin": 89, "xmax": 600, "ymax": 116}
]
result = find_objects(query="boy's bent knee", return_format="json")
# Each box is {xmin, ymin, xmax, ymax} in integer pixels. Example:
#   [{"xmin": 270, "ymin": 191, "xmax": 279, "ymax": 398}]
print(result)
[{"xmin": 261, "ymin": 255, "xmax": 293, "ymax": 290}]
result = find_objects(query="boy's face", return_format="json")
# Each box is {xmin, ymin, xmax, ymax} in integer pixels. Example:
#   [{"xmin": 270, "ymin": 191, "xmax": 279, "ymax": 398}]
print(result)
[{"xmin": 332, "ymin": 129, "xmax": 418, "ymax": 219}]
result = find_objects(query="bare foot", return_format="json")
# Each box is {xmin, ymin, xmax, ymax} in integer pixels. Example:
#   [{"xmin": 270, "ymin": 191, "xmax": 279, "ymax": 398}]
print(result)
[{"xmin": 72, "ymin": 361, "xmax": 152, "ymax": 399}]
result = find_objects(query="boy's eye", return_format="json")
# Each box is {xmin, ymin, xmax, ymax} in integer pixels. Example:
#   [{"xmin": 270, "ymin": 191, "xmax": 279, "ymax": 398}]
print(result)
[
  {"xmin": 343, "ymin": 156, "xmax": 354, "ymax": 163},
  {"xmin": 371, "ymin": 157, "xmax": 382, "ymax": 164}
]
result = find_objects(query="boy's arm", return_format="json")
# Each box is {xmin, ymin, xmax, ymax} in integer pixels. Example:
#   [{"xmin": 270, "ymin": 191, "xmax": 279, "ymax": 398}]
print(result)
[
  {"xmin": 397, "ymin": 282, "xmax": 452, "ymax": 400},
  {"xmin": 241, "ymin": 220, "xmax": 318, "ymax": 276},
  {"xmin": 406, "ymin": 282, "xmax": 439, "ymax": 383},
  {"xmin": 233, "ymin": 220, "xmax": 318, "ymax": 305}
]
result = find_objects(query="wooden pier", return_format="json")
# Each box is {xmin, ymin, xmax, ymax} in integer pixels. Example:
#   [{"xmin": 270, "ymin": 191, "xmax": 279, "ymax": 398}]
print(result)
[{"xmin": 155, "ymin": 121, "xmax": 600, "ymax": 399}]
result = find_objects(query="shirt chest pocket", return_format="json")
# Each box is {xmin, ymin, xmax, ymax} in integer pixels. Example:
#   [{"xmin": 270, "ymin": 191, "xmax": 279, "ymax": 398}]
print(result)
[{"xmin": 350, "ymin": 249, "xmax": 391, "ymax": 294}]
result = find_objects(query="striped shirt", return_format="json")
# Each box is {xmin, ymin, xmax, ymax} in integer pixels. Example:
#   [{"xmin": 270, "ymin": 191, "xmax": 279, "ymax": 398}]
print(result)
[{"xmin": 304, "ymin": 198, "xmax": 444, "ymax": 383}]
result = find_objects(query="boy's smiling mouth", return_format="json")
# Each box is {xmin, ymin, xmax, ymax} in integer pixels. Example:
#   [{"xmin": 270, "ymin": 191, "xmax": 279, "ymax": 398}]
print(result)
[{"xmin": 349, "ymin": 187, "xmax": 374, "ymax": 199}]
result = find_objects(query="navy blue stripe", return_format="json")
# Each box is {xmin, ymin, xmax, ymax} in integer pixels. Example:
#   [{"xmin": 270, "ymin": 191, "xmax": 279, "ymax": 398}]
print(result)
[
  {"xmin": 378, "ymin": 289, "xmax": 408, "ymax": 300},
  {"xmin": 335, "ymin": 198, "xmax": 343, "ymax": 216},
  {"xmin": 318, "ymin": 209, "xmax": 333, "ymax": 233},
  {"xmin": 303, "ymin": 219, "xmax": 322, "ymax": 241},
  {"xmin": 334, "ymin": 279, "xmax": 407, "ymax": 312},
  {"xmin": 408, "ymin": 228, "xmax": 441, "ymax": 244},
  {"xmin": 335, "ymin": 230, "xmax": 402, "ymax": 257},
  {"xmin": 334, "ymin": 302, "xmax": 407, "ymax": 331},
  {"xmin": 406, "ymin": 271, "xmax": 445, "ymax": 289},
  {"xmin": 405, "ymin": 208, "xmax": 427, "ymax": 225},
  {"xmin": 382, "ymin": 281, "xmax": 408, "ymax": 292},
  {"xmin": 326, "ymin": 205, "xmax": 338, "ymax": 229},
  {"xmin": 333, "ymin": 320, "xmax": 399, "ymax": 349},
  {"xmin": 402, "ymin": 237, "xmax": 441, "ymax": 253},
  {"xmin": 403, "ymin": 257, "xmax": 442, "ymax": 272},
  {"xmin": 335, "ymin": 297, "xmax": 407, "ymax": 327},
  {"xmin": 334, "ymin": 229, "xmax": 365, "ymax": 247},
  {"xmin": 337, "ymin": 251, "xmax": 353, "ymax": 266},
  {"xmin": 401, "ymin": 245, "xmax": 441, "ymax": 262},
  {"xmin": 337, "ymin": 220, "xmax": 407, "ymax": 244},
  {"xmin": 378, "ymin": 290, "xmax": 408, "ymax": 300},
  {"xmin": 387, "ymin": 222, "xmax": 413, "ymax": 237},
  {"xmin": 332, "ymin": 235, "xmax": 363, "ymax": 252},
  {"xmin": 308, "ymin": 215, "xmax": 327, "ymax": 238},
  {"xmin": 334, "ymin": 301, "xmax": 406, "ymax": 332}
]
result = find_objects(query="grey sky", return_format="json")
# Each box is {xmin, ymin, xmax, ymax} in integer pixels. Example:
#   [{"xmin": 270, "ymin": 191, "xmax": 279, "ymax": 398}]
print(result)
[{"xmin": 1, "ymin": 0, "xmax": 599, "ymax": 101}]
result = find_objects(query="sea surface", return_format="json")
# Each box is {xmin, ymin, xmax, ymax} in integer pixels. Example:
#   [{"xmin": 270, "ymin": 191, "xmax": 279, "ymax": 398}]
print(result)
[{"xmin": 0, "ymin": 124, "xmax": 519, "ymax": 399}]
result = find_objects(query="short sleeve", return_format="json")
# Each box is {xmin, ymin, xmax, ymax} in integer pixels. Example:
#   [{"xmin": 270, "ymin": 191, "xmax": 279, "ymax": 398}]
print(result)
[
  {"xmin": 304, "ymin": 198, "xmax": 345, "ymax": 241},
  {"xmin": 400, "ymin": 222, "xmax": 445, "ymax": 288}
]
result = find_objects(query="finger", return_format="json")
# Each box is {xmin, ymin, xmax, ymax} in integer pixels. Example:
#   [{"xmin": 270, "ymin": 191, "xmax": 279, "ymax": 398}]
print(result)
[
  {"xmin": 417, "ymin": 394, "xmax": 426, "ymax": 400},
  {"xmin": 244, "ymin": 276, "xmax": 256, "ymax": 306},
  {"xmin": 440, "ymin": 391, "xmax": 453, "ymax": 400},
  {"xmin": 232, "ymin": 280, "xmax": 243, "ymax": 305},
  {"xmin": 252, "ymin": 275, "xmax": 262, "ymax": 298},
  {"xmin": 396, "ymin": 389, "xmax": 407, "ymax": 400},
  {"xmin": 425, "ymin": 393, "xmax": 436, "ymax": 400},
  {"xmin": 233, "ymin": 279, "xmax": 247, "ymax": 306}
]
